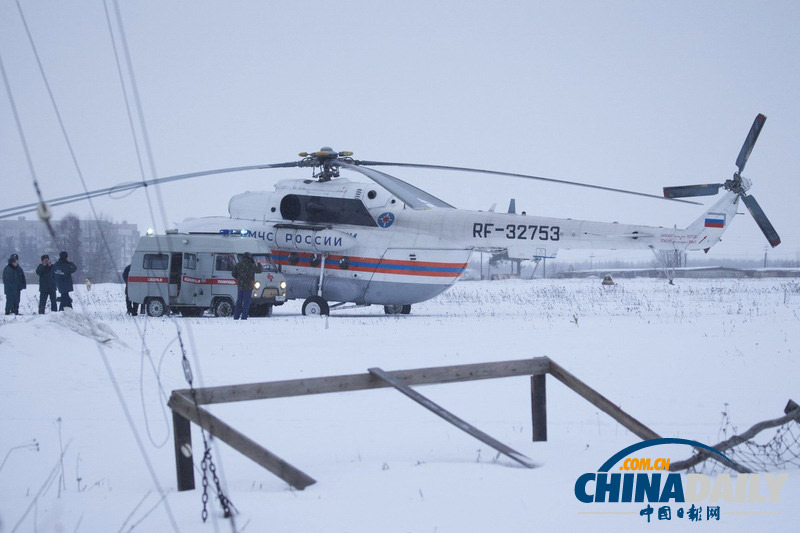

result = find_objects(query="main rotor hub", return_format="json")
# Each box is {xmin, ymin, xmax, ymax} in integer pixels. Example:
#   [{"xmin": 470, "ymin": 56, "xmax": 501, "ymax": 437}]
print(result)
[
  {"xmin": 297, "ymin": 147, "xmax": 354, "ymax": 181},
  {"xmin": 724, "ymin": 172, "xmax": 752, "ymax": 195}
]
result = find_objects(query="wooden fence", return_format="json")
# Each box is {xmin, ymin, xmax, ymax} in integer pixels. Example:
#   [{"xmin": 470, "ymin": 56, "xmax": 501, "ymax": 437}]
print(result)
[{"xmin": 168, "ymin": 356, "xmax": 666, "ymax": 491}]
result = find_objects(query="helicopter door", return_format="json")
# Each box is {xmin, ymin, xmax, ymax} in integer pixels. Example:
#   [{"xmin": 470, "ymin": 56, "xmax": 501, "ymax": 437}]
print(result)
[
  {"xmin": 168, "ymin": 252, "xmax": 182, "ymax": 301},
  {"xmin": 177, "ymin": 253, "xmax": 198, "ymax": 305},
  {"xmin": 211, "ymin": 253, "xmax": 237, "ymax": 295}
]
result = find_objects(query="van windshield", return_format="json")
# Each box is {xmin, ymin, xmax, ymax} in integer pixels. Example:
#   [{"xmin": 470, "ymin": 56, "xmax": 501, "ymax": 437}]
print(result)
[{"xmin": 248, "ymin": 254, "xmax": 278, "ymax": 272}]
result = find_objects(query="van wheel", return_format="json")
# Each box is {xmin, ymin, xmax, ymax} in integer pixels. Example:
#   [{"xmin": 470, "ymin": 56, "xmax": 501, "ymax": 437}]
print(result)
[
  {"xmin": 213, "ymin": 299, "xmax": 234, "ymax": 317},
  {"xmin": 302, "ymin": 296, "xmax": 329, "ymax": 316},
  {"xmin": 146, "ymin": 298, "xmax": 166, "ymax": 317}
]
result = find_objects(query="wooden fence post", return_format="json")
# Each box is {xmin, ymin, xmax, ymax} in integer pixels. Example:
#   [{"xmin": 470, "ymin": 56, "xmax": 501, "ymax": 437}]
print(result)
[
  {"xmin": 531, "ymin": 374, "xmax": 547, "ymax": 442},
  {"xmin": 172, "ymin": 410, "xmax": 195, "ymax": 491},
  {"xmin": 169, "ymin": 392, "xmax": 317, "ymax": 490}
]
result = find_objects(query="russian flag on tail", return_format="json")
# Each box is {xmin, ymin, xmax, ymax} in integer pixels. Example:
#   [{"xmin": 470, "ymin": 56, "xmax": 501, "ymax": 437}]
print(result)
[{"xmin": 705, "ymin": 213, "xmax": 726, "ymax": 228}]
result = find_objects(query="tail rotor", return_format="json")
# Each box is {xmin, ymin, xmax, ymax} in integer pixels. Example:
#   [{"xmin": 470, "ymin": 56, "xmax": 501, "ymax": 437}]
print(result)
[{"xmin": 663, "ymin": 114, "xmax": 780, "ymax": 247}]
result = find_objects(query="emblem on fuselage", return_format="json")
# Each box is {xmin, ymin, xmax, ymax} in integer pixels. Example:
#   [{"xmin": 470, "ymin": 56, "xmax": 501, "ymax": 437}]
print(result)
[{"xmin": 377, "ymin": 212, "xmax": 395, "ymax": 228}]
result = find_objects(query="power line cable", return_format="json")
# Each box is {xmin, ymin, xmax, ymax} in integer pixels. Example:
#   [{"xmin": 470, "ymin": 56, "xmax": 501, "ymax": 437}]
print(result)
[
  {"xmin": 15, "ymin": 0, "xmax": 175, "ymax": 453},
  {"xmin": 108, "ymin": 0, "xmax": 170, "ymax": 231},
  {"xmin": 100, "ymin": 0, "xmax": 160, "ymax": 230},
  {"xmin": 12, "ymin": 0, "xmax": 124, "ymax": 283},
  {"xmin": 0, "ymin": 42, "xmax": 180, "ymax": 533},
  {"xmin": 104, "ymin": 2, "xmax": 236, "ymax": 527}
]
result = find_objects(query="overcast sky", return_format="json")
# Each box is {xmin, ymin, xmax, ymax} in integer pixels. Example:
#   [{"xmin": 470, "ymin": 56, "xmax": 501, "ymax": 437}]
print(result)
[{"xmin": 2, "ymin": 0, "xmax": 798, "ymax": 263}]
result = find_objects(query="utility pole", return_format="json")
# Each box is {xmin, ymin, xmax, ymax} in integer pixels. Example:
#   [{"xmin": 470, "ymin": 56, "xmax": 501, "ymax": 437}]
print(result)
[
  {"xmin": 589, "ymin": 253, "xmax": 595, "ymax": 270},
  {"xmin": 764, "ymin": 246, "xmax": 768, "ymax": 269}
]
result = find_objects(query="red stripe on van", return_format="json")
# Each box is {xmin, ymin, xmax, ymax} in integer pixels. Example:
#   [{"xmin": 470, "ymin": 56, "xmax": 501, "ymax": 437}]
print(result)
[{"xmin": 129, "ymin": 276, "xmax": 168, "ymax": 283}]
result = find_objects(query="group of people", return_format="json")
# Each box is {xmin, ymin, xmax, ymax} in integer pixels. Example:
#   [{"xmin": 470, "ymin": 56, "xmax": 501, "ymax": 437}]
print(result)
[
  {"xmin": 3, "ymin": 252, "xmax": 77, "ymax": 315},
  {"xmin": 4, "ymin": 250, "xmax": 262, "ymax": 318}
]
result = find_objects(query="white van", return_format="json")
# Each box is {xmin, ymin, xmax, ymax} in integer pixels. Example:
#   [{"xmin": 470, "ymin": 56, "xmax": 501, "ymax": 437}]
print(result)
[{"xmin": 128, "ymin": 233, "xmax": 287, "ymax": 317}]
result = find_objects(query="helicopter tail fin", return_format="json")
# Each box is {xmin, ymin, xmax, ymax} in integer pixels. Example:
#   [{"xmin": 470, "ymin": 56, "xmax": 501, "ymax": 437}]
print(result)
[{"xmin": 683, "ymin": 192, "xmax": 740, "ymax": 251}]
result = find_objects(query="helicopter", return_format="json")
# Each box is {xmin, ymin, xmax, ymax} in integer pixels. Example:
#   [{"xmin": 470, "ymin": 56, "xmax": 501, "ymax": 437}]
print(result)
[{"xmin": 1, "ymin": 114, "xmax": 780, "ymax": 316}]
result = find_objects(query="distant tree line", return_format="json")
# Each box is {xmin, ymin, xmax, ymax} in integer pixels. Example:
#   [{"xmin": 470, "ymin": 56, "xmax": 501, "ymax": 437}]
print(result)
[
  {"xmin": 55, "ymin": 214, "xmax": 122, "ymax": 283},
  {"xmin": 2, "ymin": 213, "xmax": 132, "ymax": 283}
]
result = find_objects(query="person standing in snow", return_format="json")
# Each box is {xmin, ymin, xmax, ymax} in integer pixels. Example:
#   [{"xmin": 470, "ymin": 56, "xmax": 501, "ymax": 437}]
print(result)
[
  {"xmin": 52, "ymin": 251, "xmax": 77, "ymax": 310},
  {"xmin": 36, "ymin": 254, "xmax": 58, "ymax": 314},
  {"xmin": 122, "ymin": 264, "xmax": 140, "ymax": 316},
  {"xmin": 3, "ymin": 254, "xmax": 26, "ymax": 315},
  {"xmin": 231, "ymin": 252, "xmax": 262, "ymax": 320}
]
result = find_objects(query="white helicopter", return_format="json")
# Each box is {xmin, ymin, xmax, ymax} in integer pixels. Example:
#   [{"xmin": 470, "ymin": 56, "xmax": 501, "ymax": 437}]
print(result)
[{"xmin": 1, "ymin": 115, "xmax": 780, "ymax": 316}]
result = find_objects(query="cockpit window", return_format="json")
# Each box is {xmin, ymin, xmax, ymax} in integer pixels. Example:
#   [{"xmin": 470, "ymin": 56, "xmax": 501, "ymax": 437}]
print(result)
[{"xmin": 279, "ymin": 194, "xmax": 378, "ymax": 226}]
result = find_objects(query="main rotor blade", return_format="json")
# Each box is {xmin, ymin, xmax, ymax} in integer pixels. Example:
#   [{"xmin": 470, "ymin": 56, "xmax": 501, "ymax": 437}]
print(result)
[
  {"xmin": 741, "ymin": 194, "xmax": 781, "ymax": 248},
  {"xmin": 0, "ymin": 161, "xmax": 300, "ymax": 219},
  {"xmin": 736, "ymin": 113, "xmax": 766, "ymax": 173},
  {"xmin": 663, "ymin": 184, "xmax": 723, "ymax": 198},
  {"xmin": 337, "ymin": 162, "xmax": 454, "ymax": 209},
  {"xmin": 355, "ymin": 161, "xmax": 702, "ymax": 205}
]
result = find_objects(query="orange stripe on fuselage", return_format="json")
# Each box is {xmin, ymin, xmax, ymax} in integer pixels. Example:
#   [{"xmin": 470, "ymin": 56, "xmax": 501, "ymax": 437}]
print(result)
[{"xmin": 271, "ymin": 250, "xmax": 468, "ymax": 277}]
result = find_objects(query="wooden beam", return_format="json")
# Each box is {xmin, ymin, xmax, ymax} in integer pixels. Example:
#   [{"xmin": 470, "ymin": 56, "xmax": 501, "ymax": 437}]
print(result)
[
  {"xmin": 172, "ymin": 410, "xmax": 195, "ymax": 491},
  {"xmin": 185, "ymin": 358, "xmax": 552, "ymax": 405},
  {"xmin": 547, "ymin": 360, "xmax": 661, "ymax": 442},
  {"xmin": 546, "ymin": 360, "xmax": 749, "ymax": 473},
  {"xmin": 531, "ymin": 374, "xmax": 547, "ymax": 442},
  {"xmin": 168, "ymin": 392, "xmax": 316, "ymax": 490},
  {"xmin": 368, "ymin": 367, "xmax": 536, "ymax": 469}
]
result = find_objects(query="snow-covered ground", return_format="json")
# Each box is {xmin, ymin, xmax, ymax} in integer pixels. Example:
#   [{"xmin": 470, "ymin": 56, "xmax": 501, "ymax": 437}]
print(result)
[{"xmin": 1, "ymin": 278, "xmax": 798, "ymax": 532}]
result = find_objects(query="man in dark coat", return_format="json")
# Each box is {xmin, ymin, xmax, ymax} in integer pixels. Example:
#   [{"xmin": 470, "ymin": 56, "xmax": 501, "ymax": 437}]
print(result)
[
  {"xmin": 52, "ymin": 251, "xmax": 77, "ymax": 310},
  {"xmin": 3, "ymin": 254, "xmax": 26, "ymax": 315},
  {"xmin": 122, "ymin": 264, "xmax": 140, "ymax": 316},
  {"xmin": 35, "ymin": 254, "xmax": 58, "ymax": 314},
  {"xmin": 231, "ymin": 252, "xmax": 262, "ymax": 320}
]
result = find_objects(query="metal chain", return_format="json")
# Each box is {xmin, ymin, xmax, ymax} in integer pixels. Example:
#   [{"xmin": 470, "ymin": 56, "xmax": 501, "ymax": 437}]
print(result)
[{"xmin": 177, "ymin": 328, "xmax": 234, "ymax": 522}]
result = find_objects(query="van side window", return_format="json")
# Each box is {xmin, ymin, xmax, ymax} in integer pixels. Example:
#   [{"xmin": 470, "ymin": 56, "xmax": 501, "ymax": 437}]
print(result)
[
  {"xmin": 184, "ymin": 253, "xmax": 197, "ymax": 270},
  {"xmin": 143, "ymin": 253, "xmax": 169, "ymax": 270},
  {"xmin": 215, "ymin": 254, "xmax": 236, "ymax": 272}
]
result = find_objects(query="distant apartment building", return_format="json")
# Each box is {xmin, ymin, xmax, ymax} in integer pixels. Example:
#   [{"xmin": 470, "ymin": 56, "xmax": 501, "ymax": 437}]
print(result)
[{"xmin": 0, "ymin": 216, "xmax": 139, "ymax": 281}]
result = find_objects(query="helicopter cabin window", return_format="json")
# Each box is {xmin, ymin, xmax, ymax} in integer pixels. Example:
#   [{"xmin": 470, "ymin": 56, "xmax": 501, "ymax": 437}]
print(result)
[
  {"xmin": 280, "ymin": 194, "xmax": 377, "ymax": 227},
  {"xmin": 249, "ymin": 254, "xmax": 278, "ymax": 272},
  {"xmin": 143, "ymin": 253, "xmax": 169, "ymax": 270},
  {"xmin": 214, "ymin": 253, "xmax": 236, "ymax": 272},
  {"xmin": 183, "ymin": 253, "xmax": 197, "ymax": 270}
]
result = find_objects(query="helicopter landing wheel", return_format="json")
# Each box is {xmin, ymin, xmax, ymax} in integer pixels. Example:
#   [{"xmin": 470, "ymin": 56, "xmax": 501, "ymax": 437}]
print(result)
[
  {"xmin": 384, "ymin": 304, "xmax": 411, "ymax": 315},
  {"xmin": 400, "ymin": 304, "xmax": 411, "ymax": 315},
  {"xmin": 302, "ymin": 296, "xmax": 329, "ymax": 316}
]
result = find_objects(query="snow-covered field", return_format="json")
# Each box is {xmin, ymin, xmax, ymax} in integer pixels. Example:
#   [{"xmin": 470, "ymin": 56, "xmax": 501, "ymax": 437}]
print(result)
[{"xmin": 1, "ymin": 278, "xmax": 798, "ymax": 532}]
